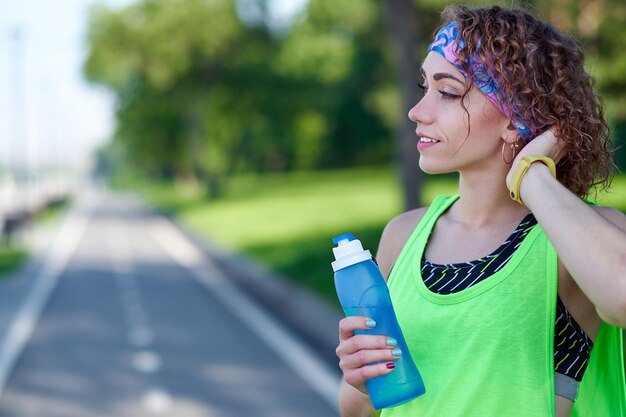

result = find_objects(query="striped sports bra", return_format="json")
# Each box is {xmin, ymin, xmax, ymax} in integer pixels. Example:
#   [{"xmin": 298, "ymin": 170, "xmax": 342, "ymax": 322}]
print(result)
[{"xmin": 421, "ymin": 213, "xmax": 593, "ymax": 400}]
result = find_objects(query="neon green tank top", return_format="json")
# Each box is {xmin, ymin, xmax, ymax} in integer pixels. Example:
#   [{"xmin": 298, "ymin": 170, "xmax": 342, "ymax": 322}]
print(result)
[{"xmin": 382, "ymin": 195, "xmax": 625, "ymax": 417}]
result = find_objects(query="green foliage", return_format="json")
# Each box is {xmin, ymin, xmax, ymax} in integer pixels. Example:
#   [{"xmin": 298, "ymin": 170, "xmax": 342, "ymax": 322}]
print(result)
[
  {"xmin": 293, "ymin": 111, "xmax": 328, "ymax": 170},
  {"xmin": 87, "ymin": 0, "xmax": 269, "ymax": 195},
  {"xmin": 0, "ymin": 245, "xmax": 28, "ymax": 275},
  {"xmin": 86, "ymin": 0, "xmax": 626, "ymax": 202},
  {"xmin": 307, "ymin": 0, "xmax": 378, "ymax": 32},
  {"xmin": 587, "ymin": 0, "xmax": 626, "ymax": 119},
  {"xmin": 85, "ymin": 0, "xmax": 242, "ymax": 91},
  {"xmin": 275, "ymin": 28, "xmax": 355, "ymax": 83},
  {"xmin": 85, "ymin": 0, "xmax": 397, "ymax": 197}
]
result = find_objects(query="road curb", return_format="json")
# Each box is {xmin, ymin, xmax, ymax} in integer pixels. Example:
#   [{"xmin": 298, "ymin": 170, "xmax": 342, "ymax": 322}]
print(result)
[
  {"xmin": 0, "ymin": 191, "xmax": 97, "ymax": 397},
  {"xmin": 164, "ymin": 217, "xmax": 343, "ymax": 368},
  {"xmin": 0, "ymin": 211, "xmax": 67, "ymax": 343}
]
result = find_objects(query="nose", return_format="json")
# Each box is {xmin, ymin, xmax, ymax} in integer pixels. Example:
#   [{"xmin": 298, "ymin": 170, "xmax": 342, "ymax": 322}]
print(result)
[
  {"xmin": 407, "ymin": 95, "xmax": 431, "ymax": 126},
  {"xmin": 407, "ymin": 102, "xmax": 420, "ymax": 123}
]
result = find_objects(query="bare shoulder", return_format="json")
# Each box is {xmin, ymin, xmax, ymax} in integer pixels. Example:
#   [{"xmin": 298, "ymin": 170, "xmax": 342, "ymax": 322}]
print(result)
[
  {"xmin": 591, "ymin": 205, "xmax": 626, "ymax": 233},
  {"xmin": 376, "ymin": 207, "xmax": 429, "ymax": 280}
]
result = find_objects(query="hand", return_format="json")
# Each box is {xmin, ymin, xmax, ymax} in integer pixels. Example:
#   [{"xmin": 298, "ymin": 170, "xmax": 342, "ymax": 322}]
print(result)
[
  {"xmin": 336, "ymin": 316, "xmax": 400, "ymax": 396},
  {"xmin": 506, "ymin": 129, "xmax": 566, "ymax": 189}
]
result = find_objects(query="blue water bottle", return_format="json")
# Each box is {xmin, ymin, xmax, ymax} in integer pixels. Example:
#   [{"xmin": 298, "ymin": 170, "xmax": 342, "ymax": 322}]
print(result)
[{"xmin": 331, "ymin": 233, "xmax": 425, "ymax": 409}]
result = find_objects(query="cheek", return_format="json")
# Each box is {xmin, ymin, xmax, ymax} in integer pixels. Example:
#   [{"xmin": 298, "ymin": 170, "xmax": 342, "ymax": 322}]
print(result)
[
  {"xmin": 465, "ymin": 100, "xmax": 505, "ymax": 139},
  {"xmin": 442, "ymin": 104, "xmax": 473, "ymax": 138}
]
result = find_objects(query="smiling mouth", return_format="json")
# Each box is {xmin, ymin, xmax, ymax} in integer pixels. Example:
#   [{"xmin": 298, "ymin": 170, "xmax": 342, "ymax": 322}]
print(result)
[{"xmin": 419, "ymin": 137, "xmax": 440, "ymax": 143}]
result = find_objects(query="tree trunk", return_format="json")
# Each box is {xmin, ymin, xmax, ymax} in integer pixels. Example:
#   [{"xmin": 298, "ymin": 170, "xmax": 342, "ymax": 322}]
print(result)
[{"xmin": 384, "ymin": 0, "xmax": 426, "ymax": 210}]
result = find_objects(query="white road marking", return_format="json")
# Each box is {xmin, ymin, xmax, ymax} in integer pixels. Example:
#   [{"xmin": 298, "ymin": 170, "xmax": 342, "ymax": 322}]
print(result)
[
  {"xmin": 0, "ymin": 190, "xmax": 99, "ymax": 397},
  {"xmin": 148, "ymin": 217, "xmax": 340, "ymax": 410},
  {"xmin": 106, "ymin": 221, "xmax": 162, "ymax": 370},
  {"xmin": 142, "ymin": 387, "xmax": 173, "ymax": 414},
  {"xmin": 132, "ymin": 350, "xmax": 162, "ymax": 374},
  {"xmin": 128, "ymin": 327, "xmax": 155, "ymax": 347}
]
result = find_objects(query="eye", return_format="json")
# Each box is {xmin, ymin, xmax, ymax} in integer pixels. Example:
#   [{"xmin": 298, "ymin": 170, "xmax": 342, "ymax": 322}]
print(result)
[
  {"xmin": 418, "ymin": 83, "xmax": 460, "ymax": 100},
  {"xmin": 439, "ymin": 90, "xmax": 461, "ymax": 100}
]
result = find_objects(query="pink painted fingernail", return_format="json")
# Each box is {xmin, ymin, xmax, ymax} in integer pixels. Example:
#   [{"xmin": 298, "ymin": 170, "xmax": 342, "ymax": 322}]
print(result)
[{"xmin": 386, "ymin": 362, "xmax": 395, "ymax": 370}]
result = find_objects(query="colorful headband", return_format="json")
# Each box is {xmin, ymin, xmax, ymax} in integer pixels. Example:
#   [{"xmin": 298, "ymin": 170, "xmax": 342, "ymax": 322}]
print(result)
[{"xmin": 428, "ymin": 21, "xmax": 536, "ymax": 142}]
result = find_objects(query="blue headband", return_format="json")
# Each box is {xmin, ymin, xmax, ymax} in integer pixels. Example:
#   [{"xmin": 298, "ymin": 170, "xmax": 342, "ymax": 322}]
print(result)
[{"xmin": 428, "ymin": 21, "xmax": 538, "ymax": 142}]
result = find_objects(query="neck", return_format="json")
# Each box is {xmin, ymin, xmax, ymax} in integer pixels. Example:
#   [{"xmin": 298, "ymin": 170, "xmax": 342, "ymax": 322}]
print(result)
[{"xmin": 450, "ymin": 166, "xmax": 530, "ymax": 229}]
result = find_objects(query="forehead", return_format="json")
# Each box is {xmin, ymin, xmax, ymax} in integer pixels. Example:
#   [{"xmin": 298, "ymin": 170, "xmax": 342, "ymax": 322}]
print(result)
[
  {"xmin": 421, "ymin": 51, "xmax": 466, "ymax": 82},
  {"xmin": 421, "ymin": 51, "xmax": 502, "ymax": 117}
]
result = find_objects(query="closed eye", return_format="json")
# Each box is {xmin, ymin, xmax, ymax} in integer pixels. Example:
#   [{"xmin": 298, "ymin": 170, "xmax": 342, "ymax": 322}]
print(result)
[
  {"xmin": 419, "ymin": 83, "xmax": 460, "ymax": 100},
  {"xmin": 440, "ymin": 91, "xmax": 461, "ymax": 100}
]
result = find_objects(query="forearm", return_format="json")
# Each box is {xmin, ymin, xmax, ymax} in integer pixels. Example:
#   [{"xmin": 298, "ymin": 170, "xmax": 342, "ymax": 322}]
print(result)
[
  {"xmin": 520, "ymin": 163, "xmax": 626, "ymax": 325},
  {"xmin": 339, "ymin": 378, "xmax": 374, "ymax": 417}
]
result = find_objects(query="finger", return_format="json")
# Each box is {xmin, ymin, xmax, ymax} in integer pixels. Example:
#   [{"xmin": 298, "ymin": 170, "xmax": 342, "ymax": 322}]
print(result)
[
  {"xmin": 344, "ymin": 362, "xmax": 397, "ymax": 388},
  {"xmin": 338, "ymin": 316, "xmax": 376, "ymax": 341},
  {"xmin": 339, "ymin": 347, "xmax": 402, "ymax": 371},
  {"xmin": 337, "ymin": 333, "xmax": 396, "ymax": 356}
]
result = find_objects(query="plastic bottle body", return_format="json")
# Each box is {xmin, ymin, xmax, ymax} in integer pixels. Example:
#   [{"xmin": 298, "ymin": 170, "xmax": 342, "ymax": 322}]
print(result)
[{"xmin": 335, "ymin": 260, "xmax": 426, "ymax": 409}]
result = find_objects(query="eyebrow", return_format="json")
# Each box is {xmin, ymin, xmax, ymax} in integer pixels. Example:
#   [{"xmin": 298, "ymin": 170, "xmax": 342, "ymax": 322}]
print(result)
[{"xmin": 420, "ymin": 67, "xmax": 465, "ymax": 85}]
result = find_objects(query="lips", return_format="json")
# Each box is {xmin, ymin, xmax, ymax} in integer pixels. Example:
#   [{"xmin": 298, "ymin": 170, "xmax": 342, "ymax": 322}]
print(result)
[
  {"xmin": 418, "ymin": 137, "xmax": 440, "ymax": 143},
  {"xmin": 416, "ymin": 131, "xmax": 440, "ymax": 143},
  {"xmin": 415, "ymin": 130, "xmax": 441, "ymax": 151},
  {"xmin": 416, "ymin": 131, "xmax": 441, "ymax": 151}
]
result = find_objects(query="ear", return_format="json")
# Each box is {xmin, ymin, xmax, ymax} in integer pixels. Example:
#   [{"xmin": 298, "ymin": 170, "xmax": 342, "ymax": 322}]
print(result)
[{"xmin": 501, "ymin": 121, "xmax": 521, "ymax": 144}]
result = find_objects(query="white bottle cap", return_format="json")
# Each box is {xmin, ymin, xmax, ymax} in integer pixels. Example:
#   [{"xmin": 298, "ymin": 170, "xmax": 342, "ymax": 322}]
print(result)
[{"xmin": 331, "ymin": 233, "xmax": 372, "ymax": 272}]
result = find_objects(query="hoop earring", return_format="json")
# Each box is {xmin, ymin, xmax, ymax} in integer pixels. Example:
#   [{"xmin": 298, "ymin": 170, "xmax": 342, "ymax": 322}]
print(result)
[{"xmin": 501, "ymin": 141, "xmax": 519, "ymax": 164}]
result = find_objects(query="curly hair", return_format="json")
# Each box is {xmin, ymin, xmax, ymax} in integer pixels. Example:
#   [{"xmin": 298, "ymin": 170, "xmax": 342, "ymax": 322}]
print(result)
[{"xmin": 437, "ymin": 5, "xmax": 614, "ymax": 197}]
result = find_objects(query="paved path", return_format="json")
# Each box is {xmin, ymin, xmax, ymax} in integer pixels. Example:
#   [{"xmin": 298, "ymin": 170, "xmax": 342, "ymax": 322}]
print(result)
[{"xmin": 0, "ymin": 189, "xmax": 341, "ymax": 417}]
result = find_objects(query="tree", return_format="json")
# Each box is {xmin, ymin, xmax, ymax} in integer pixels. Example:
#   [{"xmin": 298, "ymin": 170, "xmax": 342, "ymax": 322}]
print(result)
[
  {"xmin": 85, "ymin": 0, "xmax": 399, "ymax": 197},
  {"xmin": 383, "ymin": 0, "xmax": 436, "ymax": 209},
  {"xmin": 84, "ymin": 0, "xmax": 248, "ymax": 196}
]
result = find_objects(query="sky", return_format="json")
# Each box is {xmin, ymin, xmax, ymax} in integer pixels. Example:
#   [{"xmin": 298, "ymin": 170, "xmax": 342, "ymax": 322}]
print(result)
[
  {"xmin": 0, "ymin": 0, "xmax": 307, "ymax": 174},
  {"xmin": 0, "ymin": 0, "xmax": 134, "ymax": 173}
]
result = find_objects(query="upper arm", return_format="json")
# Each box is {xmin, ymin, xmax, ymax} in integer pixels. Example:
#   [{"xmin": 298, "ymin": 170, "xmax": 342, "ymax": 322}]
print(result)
[{"xmin": 376, "ymin": 208, "xmax": 428, "ymax": 281}]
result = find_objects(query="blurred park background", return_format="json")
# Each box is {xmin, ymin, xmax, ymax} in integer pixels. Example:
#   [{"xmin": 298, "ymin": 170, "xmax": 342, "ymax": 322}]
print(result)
[
  {"xmin": 1, "ymin": 0, "xmax": 625, "ymax": 300},
  {"xmin": 0, "ymin": 0, "xmax": 625, "ymax": 415}
]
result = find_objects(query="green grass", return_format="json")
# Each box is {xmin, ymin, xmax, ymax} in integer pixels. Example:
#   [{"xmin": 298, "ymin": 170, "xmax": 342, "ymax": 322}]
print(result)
[
  {"xmin": 595, "ymin": 175, "xmax": 626, "ymax": 208},
  {"xmin": 198, "ymin": 172, "xmax": 457, "ymax": 300},
  {"xmin": 181, "ymin": 169, "xmax": 403, "ymax": 250},
  {"xmin": 129, "ymin": 167, "xmax": 626, "ymax": 305},
  {"xmin": 133, "ymin": 167, "xmax": 406, "ymax": 303},
  {"xmin": 34, "ymin": 197, "xmax": 71, "ymax": 224},
  {"xmin": 0, "ymin": 244, "xmax": 28, "ymax": 275},
  {"xmin": 0, "ymin": 198, "xmax": 70, "ymax": 277}
]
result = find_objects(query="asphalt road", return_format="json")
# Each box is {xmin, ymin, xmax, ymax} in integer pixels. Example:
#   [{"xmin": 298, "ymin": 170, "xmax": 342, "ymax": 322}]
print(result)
[{"xmin": 0, "ymin": 191, "xmax": 340, "ymax": 417}]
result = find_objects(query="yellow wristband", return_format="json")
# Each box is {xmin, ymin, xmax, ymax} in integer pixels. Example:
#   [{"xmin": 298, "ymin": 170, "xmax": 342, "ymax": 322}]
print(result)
[{"xmin": 509, "ymin": 156, "xmax": 556, "ymax": 206}]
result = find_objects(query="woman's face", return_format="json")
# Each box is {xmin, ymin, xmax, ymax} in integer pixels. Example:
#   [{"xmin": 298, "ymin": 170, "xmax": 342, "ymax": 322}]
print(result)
[{"xmin": 409, "ymin": 51, "xmax": 509, "ymax": 174}]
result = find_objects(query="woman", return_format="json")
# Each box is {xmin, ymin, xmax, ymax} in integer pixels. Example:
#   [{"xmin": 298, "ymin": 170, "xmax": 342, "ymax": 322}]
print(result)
[{"xmin": 336, "ymin": 5, "xmax": 626, "ymax": 417}]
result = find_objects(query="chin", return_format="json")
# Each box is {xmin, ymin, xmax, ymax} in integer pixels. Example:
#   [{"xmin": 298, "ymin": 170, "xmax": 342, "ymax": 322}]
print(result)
[{"xmin": 418, "ymin": 158, "xmax": 452, "ymax": 175}]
